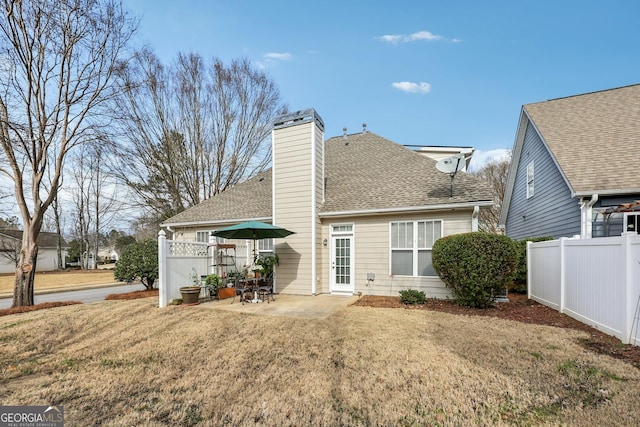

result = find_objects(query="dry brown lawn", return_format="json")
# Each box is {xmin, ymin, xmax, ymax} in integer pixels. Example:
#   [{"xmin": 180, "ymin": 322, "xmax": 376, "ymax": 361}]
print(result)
[
  {"xmin": 0, "ymin": 270, "xmax": 116, "ymax": 296},
  {"xmin": 1, "ymin": 298, "xmax": 640, "ymax": 426}
]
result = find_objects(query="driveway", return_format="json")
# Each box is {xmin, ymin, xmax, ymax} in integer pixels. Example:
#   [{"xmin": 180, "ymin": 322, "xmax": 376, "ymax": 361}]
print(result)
[{"xmin": 0, "ymin": 283, "xmax": 142, "ymax": 310}]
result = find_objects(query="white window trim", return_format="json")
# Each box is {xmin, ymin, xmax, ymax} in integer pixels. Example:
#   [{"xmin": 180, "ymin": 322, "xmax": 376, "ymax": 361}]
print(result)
[
  {"xmin": 526, "ymin": 161, "xmax": 535, "ymax": 199},
  {"xmin": 389, "ymin": 219, "xmax": 443, "ymax": 277},
  {"xmin": 623, "ymin": 212, "xmax": 640, "ymax": 234}
]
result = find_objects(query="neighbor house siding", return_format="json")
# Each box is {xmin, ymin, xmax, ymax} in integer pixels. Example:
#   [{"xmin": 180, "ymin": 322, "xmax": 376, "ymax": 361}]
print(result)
[
  {"xmin": 273, "ymin": 121, "xmax": 320, "ymax": 295},
  {"xmin": 505, "ymin": 121, "xmax": 581, "ymax": 239}
]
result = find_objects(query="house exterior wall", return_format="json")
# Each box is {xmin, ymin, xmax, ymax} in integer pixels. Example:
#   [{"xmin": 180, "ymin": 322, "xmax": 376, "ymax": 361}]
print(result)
[
  {"xmin": 505, "ymin": 120, "xmax": 581, "ymax": 239},
  {"xmin": 272, "ymin": 114, "xmax": 324, "ymax": 295},
  {"xmin": 318, "ymin": 209, "xmax": 475, "ymax": 298},
  {"xmin": 0, "ymin": 247, "xmax": 64, "ymax": 274}
]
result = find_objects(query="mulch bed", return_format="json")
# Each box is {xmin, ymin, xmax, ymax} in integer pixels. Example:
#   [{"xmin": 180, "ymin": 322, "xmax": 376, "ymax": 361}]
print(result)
[
  {"xmin": 0, "ymin": 301, "xmax": 82, "ymax": 317},
  {"xmin": 104, "ymin": 289, "xmax": 158, "ymax": 300},
  {"xmin": 353, "ymin": 293, "xmax": 640, "ymax": 370}
]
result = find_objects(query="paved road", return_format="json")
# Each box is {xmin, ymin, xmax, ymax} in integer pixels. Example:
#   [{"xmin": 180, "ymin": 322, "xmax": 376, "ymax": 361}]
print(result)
[{"xmin": 0, "ymin": 283, "xmax": 146, "ymax": 310}]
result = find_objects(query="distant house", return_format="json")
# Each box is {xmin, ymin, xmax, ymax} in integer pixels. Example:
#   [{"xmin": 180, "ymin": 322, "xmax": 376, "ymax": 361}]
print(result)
[
  {"xmin": 162, "ymin": 108, "xmax": 493, "ymax": 299},
  {"xmin": 0, "ymin": 230, "xmax": 68, "ymax": 273},
  {"xmin": 409, "ymin": 145, "xmax": 474, "ymax": 172},
  {"xmin": 500, "ymin": 84, "xmax": 640, "ymax": 239}
]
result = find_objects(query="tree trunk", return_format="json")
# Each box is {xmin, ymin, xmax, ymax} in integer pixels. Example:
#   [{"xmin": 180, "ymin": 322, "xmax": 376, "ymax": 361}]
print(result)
[{"xmin": 12, "ymin": 242, "xmax": 38, "ymax": 307}]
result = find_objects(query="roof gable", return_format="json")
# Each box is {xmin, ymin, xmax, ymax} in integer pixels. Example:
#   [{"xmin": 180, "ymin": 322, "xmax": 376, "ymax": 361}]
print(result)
[{"xmin": 523, "ymin": 84, "xmax": 640, "ymax": 196}]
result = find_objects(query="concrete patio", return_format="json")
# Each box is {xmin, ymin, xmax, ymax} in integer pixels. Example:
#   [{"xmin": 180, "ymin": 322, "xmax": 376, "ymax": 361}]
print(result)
[{"xmin": 195, "ymin": 293, "xmax": 359, "ymax": 319}]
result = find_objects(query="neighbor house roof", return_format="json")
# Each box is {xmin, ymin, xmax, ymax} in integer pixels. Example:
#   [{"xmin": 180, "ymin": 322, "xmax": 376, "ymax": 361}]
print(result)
[
  {"xmin": 0, "ymin": 230, "xmax": 68, "ymax": 248},
  {"xmin": 163, "ymin": 132, "xmax": 493, "ymax": 226},
  {"xmin": 523, "ymin": 84, "xmax": 640, "ymax": 196}
]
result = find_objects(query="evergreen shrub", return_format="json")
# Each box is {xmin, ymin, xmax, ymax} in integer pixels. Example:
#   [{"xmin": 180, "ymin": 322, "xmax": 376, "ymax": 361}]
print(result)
[{"xmin": 432, "ymin": 232, "xmax": 518, "ymax": 308}]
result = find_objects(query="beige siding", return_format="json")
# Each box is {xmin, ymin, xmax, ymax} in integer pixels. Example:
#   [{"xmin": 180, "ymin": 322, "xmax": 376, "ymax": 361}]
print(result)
[
  {"xmin": 319, "ymin": 209, "xmax": 474, "ymax": 298},
  {"xmin": 273, "ymin": 120, "xmax": 323, "ymax": 295}
]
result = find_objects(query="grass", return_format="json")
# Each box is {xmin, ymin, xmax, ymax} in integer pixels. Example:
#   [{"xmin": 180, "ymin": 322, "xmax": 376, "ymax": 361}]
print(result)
[
  {"xmin": 0, "ymin": 270, "xmax": 117, "ymax": 296},
  {"xmin": 1, "ymin": 298, "xmax": 640, "ymax": 426}
]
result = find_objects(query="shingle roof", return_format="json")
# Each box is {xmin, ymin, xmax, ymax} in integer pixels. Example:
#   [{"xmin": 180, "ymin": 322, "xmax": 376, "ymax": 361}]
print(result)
[
  {"xmin": 322, "ymin": 132, "xmax": 492, "ymax": 212},
  {"xmin": 0, "ymin": 230, "xmax": 68, "ymax": 248},
  {"xmin": 163, "ymin": 132, "xmax": 492, "ymax": 225},
  {"xmin": 163, "ymin": 170, "xmax": 273, "ymax": 224},
  {"xmin": 524, "ymin": 84, "xmax": 640, "ymax": 195}
]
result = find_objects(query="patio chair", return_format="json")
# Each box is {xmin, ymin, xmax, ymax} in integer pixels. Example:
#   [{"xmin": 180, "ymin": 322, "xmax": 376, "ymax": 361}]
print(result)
[
  {"xmin": 231, "ymin": 278, "xmax": 251, "ymax": 305},
  {"xmin": 257, "ymin": 276, "xmax": 275, "ymax": 303}
]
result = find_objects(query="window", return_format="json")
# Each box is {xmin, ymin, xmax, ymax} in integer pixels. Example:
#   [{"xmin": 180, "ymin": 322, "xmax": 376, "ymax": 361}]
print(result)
[
  {"xmin": 196, "ymin": 231, "xmax": 211, "ymax": 243},
  {"xmin": 625, "ymin": 213, "xmax": 640, "ymax": 234},
  {"xmin": 526, "ymin": 161, "xmax": 534, "ymax": 199},
  {"xmin": 257, "ymin": 238, "xmax": 274, "ymax": 256},
  {"xmin": 390, "ymin": 220, "xmax": 442, "ymax": 276}
]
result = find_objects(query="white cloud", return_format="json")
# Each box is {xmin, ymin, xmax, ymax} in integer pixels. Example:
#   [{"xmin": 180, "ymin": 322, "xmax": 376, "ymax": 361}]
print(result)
[
  {"xmin": 263, "ymin": 52, "xmax": 292, "ymax": 61},
  {"xmin": 468, "ymin": 149, "xmax": 512, "ymax": 171},
  {"xmin": 257, "ymin": 52, "xmax": 293, "ymax": 69},
  {"xmin": 377, "ymin": 30, "xmax": 454, "ymax": 44},
  {"xmin": 377, "ymin": 34, "xmax": 403, "ymax": 44},
  {"xmin": 405, "ymin": 31, "xmax": 443, "ymax": 42},
  {"xmin": 392, "ymin": 81, "xmax": 432, "ymax": 94}
]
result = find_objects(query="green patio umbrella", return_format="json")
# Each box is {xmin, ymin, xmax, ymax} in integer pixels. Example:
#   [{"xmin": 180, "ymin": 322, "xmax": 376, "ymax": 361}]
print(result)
[{"xmin": 212, "ymin": 220, "xmax": 295, "ymax": 260}]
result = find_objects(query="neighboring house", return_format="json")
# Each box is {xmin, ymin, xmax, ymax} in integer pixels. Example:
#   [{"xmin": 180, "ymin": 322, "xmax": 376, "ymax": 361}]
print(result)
[
  {"xmin": 162, "ymin": 108, "xmax": 493, "ymax": 298},
  {"xmin": 500, "ymin": 84, "xmax": 640, "ymax": 240},
  {"xmin": 409, "ymin": 145, "xmax": 474, "ymax": 172},
  {"xmin": 97, "ymin": 247, "xmax": 119, "ymax": 263},
  {"xmin": 0, "ymin": 230, "xmax": 68, "ymax": 273}
]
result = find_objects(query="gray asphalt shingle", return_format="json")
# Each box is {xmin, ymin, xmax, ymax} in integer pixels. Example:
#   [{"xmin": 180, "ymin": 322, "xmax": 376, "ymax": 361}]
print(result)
[
  {"xmin": 164, "ymin": 132, "xmax": 493, "ymax": 225},
  {"xmin": 524, "ymin": 84, "xmax": 640, "ymax": 194}
]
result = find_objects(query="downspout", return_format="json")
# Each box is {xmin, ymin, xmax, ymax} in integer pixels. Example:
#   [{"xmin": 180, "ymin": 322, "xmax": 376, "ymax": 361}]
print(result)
[
  {"xmin": 581, "ymin": 194, "xmax": 598, "ymax": 239},
  {"xmin": 471, "ymin": 205, "xmax": 480, "ymax": 232},
  {"xmin": 166, "ymin": 225, "xmax": 175, "ymax": 240}
]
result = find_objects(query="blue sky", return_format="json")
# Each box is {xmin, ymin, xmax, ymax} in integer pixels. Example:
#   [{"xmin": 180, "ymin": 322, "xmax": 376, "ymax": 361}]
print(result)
[{"xmin": 127, "ymin": 0, "xmax": 640, "ymax": 169}]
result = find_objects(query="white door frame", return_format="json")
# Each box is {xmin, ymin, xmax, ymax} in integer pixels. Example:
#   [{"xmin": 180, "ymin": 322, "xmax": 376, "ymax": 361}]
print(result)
[{"xmin": 329, "ymin": 223, "xmax": 354, "ymax": 294}]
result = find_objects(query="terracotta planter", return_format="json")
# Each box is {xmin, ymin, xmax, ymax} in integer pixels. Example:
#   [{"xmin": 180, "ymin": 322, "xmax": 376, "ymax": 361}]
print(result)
[
  {"xmin": 218, "ymin": 287, "xmax": 236, "ymax": 300},
  {"xmin": 179, "ymin": 286, "xmax": 201, "ymax": 305}
]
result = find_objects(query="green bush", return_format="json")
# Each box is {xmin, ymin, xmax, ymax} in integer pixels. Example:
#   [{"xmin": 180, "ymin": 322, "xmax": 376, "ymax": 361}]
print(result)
[
  {"xmin": 432, "ymin": 232, "xmax": 518, "ymax": 308},
  {"xmin": 512, "ymin": 236, "xmax": 554, "ymax": 293},
  {"xmin": 399, "ymin": 289, "xmax": 426, "ymax": 305},
  {"xmin": 114, "ymin": 239, "xmax": 158, "ymax": 290}
]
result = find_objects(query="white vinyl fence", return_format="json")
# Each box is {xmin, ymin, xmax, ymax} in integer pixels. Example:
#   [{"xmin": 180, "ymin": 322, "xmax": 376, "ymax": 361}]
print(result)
[
  {"xmin": 528, "ymin": 232, "xmax": 640, "ymax": 345},
  {"xmin": 158, "ymin": 230, "xmax": 209, "ymax": 308}
]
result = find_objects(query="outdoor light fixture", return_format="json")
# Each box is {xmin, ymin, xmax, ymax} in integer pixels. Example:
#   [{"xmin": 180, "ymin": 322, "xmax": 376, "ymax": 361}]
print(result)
[{"xmin": 323, "ymin": 239, "xmax": 327, "ymax": 246}]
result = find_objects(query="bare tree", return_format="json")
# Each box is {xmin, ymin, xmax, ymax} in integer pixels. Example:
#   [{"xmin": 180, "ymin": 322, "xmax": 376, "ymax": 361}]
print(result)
[
  {"xmin": 0, "ymin": 0, "xmax": 137, "ymax": 306},
  {"xmin": 470, "ymin": 156, "xmax": 511, "ymax": 233},
  {"xmin": 113, "ymin": 50, "xmax": 287, "ymax": 221}
]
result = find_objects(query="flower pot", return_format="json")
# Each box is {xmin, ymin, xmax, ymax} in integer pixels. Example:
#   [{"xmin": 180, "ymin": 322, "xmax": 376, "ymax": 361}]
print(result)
[
  {"xmin": 218, "ymin": 287, "xmax": 236, "ymax": 300},
  {"xmin": 179, "ymin": 286, "xmax": 201, "ymax": 305}
]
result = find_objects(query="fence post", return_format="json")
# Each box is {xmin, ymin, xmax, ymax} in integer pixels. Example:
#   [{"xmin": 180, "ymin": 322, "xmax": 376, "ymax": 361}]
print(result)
[
  {"xmin": 158, "ymin": 230, "xmax": 168, "ymax": 308},
  {"xmin": 559, "ymin": 237, "xmax": 566, "ymax": 314},
  {"xmin": 623, "ymin": 232, "xmax": 634, "ymax": 344},
  {"xmin": 526, "ymin": 241, "xmax": 532, "ymax": 300}
]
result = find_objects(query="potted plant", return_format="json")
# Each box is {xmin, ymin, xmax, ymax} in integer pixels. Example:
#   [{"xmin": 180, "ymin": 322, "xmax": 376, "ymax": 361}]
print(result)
[
  {"xmin": 180, "ymin": 268, "xmax": 202, "ymax": 305},
  {"xmin": 255, "ymin": 254, "xmax": 279, "ymax": 280},
  {"xmin": 204, "ymin": 273, "xmax": 222, "ymax": 299}
]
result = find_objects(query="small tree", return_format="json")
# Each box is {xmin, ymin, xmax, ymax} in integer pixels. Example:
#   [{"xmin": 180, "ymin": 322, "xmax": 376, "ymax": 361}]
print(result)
[
  {"xmin": 432, "ymin": 232, "xmax": 518, "ymax": 308},
  {"xmin": 114, "ymin": 239, "xmax": 158, "ymax": 290}
]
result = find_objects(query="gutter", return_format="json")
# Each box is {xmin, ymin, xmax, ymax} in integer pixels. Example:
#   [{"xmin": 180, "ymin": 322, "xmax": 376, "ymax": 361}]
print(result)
[{"xmin": 319, "ymin": 200, "xmax": 493, "ymax": 218}]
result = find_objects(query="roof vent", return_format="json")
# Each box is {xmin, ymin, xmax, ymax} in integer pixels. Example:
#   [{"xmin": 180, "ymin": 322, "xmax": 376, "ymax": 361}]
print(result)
[
  {"xmin": 362, "ymin": 123, "xmax": 367, "ymax": 133},
  {"xmin": 343, "ymin": 127, "xmax": 348, "ymax": 144}
]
